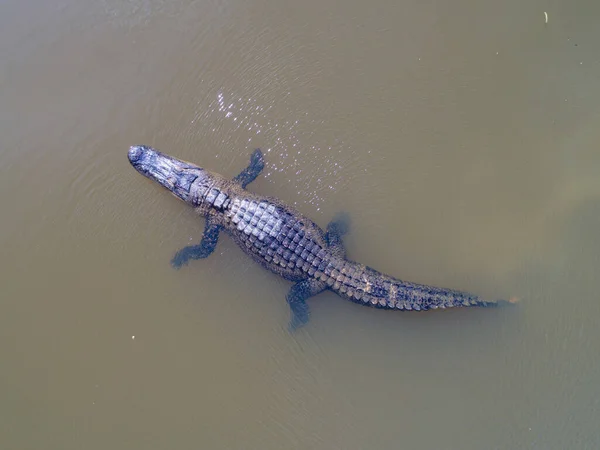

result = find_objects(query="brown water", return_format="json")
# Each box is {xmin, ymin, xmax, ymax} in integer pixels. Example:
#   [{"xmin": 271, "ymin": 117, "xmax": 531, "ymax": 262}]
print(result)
[{"xmin": 2, "ymin": 0, "xmax": 600, "ymax": 448}]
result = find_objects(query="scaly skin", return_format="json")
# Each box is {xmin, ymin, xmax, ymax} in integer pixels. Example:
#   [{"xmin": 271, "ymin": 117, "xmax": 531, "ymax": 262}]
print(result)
[{"xmin": 128, "ymin": 145, "xmax": 516, "ymax": 330}]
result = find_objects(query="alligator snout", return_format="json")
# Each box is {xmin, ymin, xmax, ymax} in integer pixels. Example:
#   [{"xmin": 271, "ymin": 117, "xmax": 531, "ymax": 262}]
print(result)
[
  {"xmin": 128, "ymin": 145, "xmax": 150, "ymax": 164},
  {"xmin": 128, "ymin": 145, "xmax": 215, "ymax": 207}
]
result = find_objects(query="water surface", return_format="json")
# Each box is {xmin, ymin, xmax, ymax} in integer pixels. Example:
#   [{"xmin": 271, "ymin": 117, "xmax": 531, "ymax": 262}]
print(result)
[{"xmin": 1, "ymin": 0, "xmax": 599, "ymax": 448}]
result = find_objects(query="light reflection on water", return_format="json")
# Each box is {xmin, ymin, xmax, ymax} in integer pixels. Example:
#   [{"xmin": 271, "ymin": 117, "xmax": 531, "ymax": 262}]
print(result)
[{"xmin": 201, "ymin": 89, "xmax": 361, "ymax": 212}]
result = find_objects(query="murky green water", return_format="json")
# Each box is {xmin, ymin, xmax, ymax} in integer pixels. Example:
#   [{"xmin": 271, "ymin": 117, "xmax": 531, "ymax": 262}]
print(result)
[{"xmin": 1, "ymin": 1, "xmax": 599, "ymax": 448}]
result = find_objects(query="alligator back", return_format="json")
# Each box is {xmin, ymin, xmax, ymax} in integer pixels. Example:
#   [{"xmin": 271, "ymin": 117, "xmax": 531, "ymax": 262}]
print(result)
[{"xmin": 218, "ymin": 191, "xmax": 334, "ymax": 282}]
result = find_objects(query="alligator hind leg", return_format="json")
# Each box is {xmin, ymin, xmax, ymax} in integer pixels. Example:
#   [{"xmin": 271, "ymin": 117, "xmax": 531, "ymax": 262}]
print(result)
[
  {"xmin": 233, "ymin": 148, "xmax": 265, "ymax": 188},
  {"xmin": 171, "ymin": 218, "xmax": 222, "ymax": 269},
  {"xmin": 286, "ymin": 279, "xmax": 327, "ymax": 331},
  {"xmin": 325, "ymin": 212, "xmax": 351, "ymax": 257}
]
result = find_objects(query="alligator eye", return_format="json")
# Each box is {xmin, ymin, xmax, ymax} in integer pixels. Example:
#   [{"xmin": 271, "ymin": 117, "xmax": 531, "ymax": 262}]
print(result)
[{"xmin": 128, "ymin": 146, "xmax": 145, "ymax": 163}]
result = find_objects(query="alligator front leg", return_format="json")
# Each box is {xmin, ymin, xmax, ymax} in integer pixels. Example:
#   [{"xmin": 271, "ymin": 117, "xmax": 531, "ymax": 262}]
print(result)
[
  {"xmin": 325, "ymin": 212, "xmax": 351, "ymax": 258},
  {"xmin": 286, "ymin": 279, "xmax": 327, "ymax": 331},
  {"xmin": 171, "ymin": 218, "xmax": 222, "ymax": 269},
  {"xmin": 233, "ymin": 148, "xmax": 265, "ymax": 188}
]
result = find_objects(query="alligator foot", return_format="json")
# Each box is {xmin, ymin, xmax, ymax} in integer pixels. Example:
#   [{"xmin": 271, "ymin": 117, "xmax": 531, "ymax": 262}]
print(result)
[
  {"xmin": 233, "ymin": 148, "xmax": 265, "ymax": 189},
  {"xmin": 171, "ymin": 220, "xmax": 222, "ymax": 269},
  {"xmin": 286, "ymin": 279, "xmax": 327, "ymax": 331},
  {"xmin": 325, "ymin": 212, "xmax": 351, "ymax": 257}
]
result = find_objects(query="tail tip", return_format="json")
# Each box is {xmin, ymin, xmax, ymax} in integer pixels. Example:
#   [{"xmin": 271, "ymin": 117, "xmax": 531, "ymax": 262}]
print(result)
[
  {"xmin": 508, "ymin": 296, "xmax": 520, "ymax": 304},
  {"xmin": 483, "ymin": 296, "xmax": 520, "ymax": 307}
]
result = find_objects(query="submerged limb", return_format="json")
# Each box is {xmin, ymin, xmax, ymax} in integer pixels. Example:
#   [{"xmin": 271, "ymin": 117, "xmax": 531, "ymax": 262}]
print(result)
[
  {"xmin": 286, "ymin": 279, "xmax": 327, "ymax": 331},
  {"xmin": 233, "ymin": 148, "xmax": 265, "ymax": 189},
  {"xmin": 171, "ymin": 219, "xmax": 222, "ymax": 269},
  {"xmin": 325, "ymin": 212, "xmax": 351, "ymax": 257}
]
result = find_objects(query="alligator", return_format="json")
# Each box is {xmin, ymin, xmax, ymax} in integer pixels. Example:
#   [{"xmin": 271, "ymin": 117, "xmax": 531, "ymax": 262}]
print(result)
[{"xmin": 128, "ymin": 145, "xmax": 516, "ymax": 330}]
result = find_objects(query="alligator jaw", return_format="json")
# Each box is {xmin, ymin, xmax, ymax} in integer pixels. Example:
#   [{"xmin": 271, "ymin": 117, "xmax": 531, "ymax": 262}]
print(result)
[{"xmin": 128, "ymin": 145, "xmax": 208, "ymax": 205}]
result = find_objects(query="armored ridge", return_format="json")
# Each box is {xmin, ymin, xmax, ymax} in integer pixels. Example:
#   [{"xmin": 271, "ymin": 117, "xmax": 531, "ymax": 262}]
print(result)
[{"xmin": 128, "ymin": 145, "xmax": 516, "ymax": 330}]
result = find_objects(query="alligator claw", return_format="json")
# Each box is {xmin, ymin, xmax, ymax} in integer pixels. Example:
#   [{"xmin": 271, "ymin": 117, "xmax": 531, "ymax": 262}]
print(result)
[
  {"xmin": 288, "ymin": 302, "xmax": 310, "ymax": 332},
  {"xmin": 285, "ymin": 279, "xmax": 327, "ymax": 331},
  {"xmin": 328, "ymin": 211, "xmax": 351, "ymax": 236},
  {"xmin": 170, "ymin": 250, "xmax": 191, "ymax": 269},
  {"xmin": 233, "ymin": 148, "xmax": 265, "ymax": 188},
  {"xmin": 249, "ymin": 148, "xmax": 264, "ymax": 167}
]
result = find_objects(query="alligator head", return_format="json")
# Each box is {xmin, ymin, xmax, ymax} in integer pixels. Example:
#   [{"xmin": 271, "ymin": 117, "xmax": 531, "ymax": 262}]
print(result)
[{"xmin": 128, "ymin": 145, "xmax": 214, "ymax": 206}]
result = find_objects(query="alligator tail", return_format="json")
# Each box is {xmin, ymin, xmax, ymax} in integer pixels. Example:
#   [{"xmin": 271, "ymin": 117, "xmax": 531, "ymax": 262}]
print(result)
[{"xmin": 330, "ymin": 262, "xmax": 518, "ymax": 311}]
